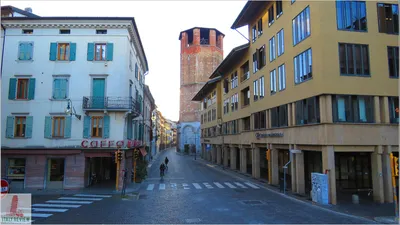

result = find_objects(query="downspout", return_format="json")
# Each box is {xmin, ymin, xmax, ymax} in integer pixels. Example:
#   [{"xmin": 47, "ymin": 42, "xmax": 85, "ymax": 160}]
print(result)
[
  {"xmin": 1, "ymin": 24, "xmax": 6, "ymax": 78},
  {"xmin": 142, "ymin": 71, "xmax": 149, "ymax": 157}
]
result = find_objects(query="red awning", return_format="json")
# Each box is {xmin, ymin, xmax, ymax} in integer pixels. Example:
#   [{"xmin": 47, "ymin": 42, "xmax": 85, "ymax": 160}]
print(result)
[{"xmin": 139, "ymin": 147, "xmax": 147, "ymax": 157}]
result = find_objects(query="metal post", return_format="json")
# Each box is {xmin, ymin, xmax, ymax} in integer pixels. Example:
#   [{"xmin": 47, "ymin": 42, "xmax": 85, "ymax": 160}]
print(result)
[
  {"xmin": 116, "ymin": 157, "xmax": 120, "ymax": 191},
  {"xmin": 390, "ymin": 153, "xmax": 399, "ymax": 222},
  {"xmin": 134, "ymin": 158, "xmax": 137, "ymax": 183},
  {"xmin": 283, "ymin": 160, "xmax": 291, "ymax": 195}
]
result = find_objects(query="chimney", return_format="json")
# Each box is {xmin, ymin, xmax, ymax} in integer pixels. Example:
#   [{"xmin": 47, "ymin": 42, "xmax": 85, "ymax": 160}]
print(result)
[{"xmin": 24, "ymin": 7, "xmax": 32, "ymax": 13}]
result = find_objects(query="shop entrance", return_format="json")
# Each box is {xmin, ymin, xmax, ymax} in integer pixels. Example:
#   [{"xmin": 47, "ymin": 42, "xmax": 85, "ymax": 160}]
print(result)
[
  {"xmin": 335, "ymin": 152, "xmax": 373, "ymax": 203},
  {"xmin": 304, "ymin": 151, "xmax": 322, "ymax": 198},
  {"xmin": 236, "ymin": 148, "xmax": 240, "ymax": 170},
  {"xmin": 278, "ymin": 150, "xmax": 291, "ymax": 190},
  {"xmin": 46, "ymin": 158, "xmax": 65, "ymax": 189},
  {"xmin": 260, "ymin": 148, "xmax": 268, "ymax": 181},
  {"xmin": 85, "ymin": 157, "xmax": 116, "ymax": 188}
]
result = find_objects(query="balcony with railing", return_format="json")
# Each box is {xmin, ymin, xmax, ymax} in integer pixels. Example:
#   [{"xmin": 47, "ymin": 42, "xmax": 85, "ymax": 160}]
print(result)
[{"xmin": 82, "ymin": 96, "xmax": 141, "ymax": 116}]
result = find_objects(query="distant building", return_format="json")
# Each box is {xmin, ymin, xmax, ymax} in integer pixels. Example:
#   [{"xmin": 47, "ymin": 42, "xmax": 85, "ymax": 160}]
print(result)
[{"xmin": 177, "ymin": 27, "xmax": 224, "ymax": 153}]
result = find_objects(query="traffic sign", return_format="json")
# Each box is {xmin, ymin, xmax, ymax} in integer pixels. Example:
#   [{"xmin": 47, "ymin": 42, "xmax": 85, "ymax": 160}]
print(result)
[{"xmin": 1, "ymin": 179, "xmax": 9, "ymax": 197}]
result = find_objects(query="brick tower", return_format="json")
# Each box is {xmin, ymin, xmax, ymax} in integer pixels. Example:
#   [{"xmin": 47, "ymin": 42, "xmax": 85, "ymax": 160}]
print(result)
[{"xmin": 177, "ymin": 27, "xmax": 224, "ymax": 152}]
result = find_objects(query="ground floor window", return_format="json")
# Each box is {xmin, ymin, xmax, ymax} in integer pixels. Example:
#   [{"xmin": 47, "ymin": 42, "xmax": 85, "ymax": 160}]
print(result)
[
  {"xmin": 335, "ymin": 152, "xmax": 372, "ymax": 190},
  {"xmin": 49, "ymin": 158, "xmax": 65, "ymax": 182},
  {"xmin": 7, "ymin": 158, "xmax": 26, "ymax": 181}
]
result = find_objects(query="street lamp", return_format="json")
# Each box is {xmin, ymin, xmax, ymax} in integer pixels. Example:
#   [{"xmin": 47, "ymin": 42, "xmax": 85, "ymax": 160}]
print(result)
[{"xmin": 65, "ymin": 99, "xmax": 82, "ymax": 120}]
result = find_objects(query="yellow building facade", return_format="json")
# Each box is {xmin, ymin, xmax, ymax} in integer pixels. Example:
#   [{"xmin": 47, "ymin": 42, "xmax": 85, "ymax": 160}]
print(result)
[{"xmin": 193, "ymin": 0, "xmax": 399, "ymax": 205}]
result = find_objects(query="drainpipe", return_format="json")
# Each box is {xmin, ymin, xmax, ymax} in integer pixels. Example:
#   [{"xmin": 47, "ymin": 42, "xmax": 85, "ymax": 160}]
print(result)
[
  {"xmin": 1, "ymin": 24, "xmax": 6, "ymax": 78},
  {"xmin": 142, "ymin": 71, "xmax": 149, "ymax": 158}
]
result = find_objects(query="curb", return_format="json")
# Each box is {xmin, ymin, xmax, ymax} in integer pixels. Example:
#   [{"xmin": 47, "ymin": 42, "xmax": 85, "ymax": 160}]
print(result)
[{"xmin": 194, "ymin": 157, "xmax": 377, "ymax": 224}]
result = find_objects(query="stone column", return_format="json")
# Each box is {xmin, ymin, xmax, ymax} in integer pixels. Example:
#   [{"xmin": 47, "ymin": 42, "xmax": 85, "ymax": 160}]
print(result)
[
  {"xmin": 322, "ymin": 146, "xmax": 337, "ymax": 205},
  {"xmin": 230, "ymin": 146, "xmax": 237, "ymax": 170},
  {"xmin": 240, "ymin": 146, "xmax": 247, "ymax": 173},
  {"xmin": 382, "ymin": 145, "xmax": 394, "ymax": 203},
  {"xmin": 290, "ymin": 145, "xmax": 297, "ymax": 193},
  {"xmin": 295, "ymin": 151, "xmax": 305, "ymax": 195},
  {"xmin": 252, "ymin": 146, "xmax": 260, "ymax": 179},
  {"xmin": 381, "ymin": 97, "xmax": 390, "ymax": 123},
  {"xmin": 374, "ymin": 96, "xmax": 382, "ymax": 123},
  {"xmin": 371, "ymin": 145, "xmax": 384, "ymax": 203},
  {"xmin": 211, "ymin": 145, "xmax": 216, "ymax": 163},
  {"xmin": 217, "ymin": 146, "xmax": 222, "ymax": 165},
  {"xmin": 223, "ymin": 146, "xmax": 229, "ymax": 167},
  {"xmin": 270, "ymin": 148, "xmax": 279, "ymax": 185}
]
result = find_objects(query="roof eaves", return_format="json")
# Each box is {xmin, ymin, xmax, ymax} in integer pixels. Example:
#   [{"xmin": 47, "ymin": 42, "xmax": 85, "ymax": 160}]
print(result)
[{"xmin": 192, "ymin": 76, "xmax": 221, "ymax": 101}]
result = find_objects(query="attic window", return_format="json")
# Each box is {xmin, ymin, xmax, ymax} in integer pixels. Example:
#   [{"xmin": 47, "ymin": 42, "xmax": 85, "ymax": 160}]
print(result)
[
  {"xmin": 22, "ymin": 29, "xmax": 33, "ymax": 34},
  {"xmin": 96, "ymin": 29, "xmax": 107, "ymax": 34},
  {"xmin": 60, "ymin": 29, "xmax": 70, "ymax": 34}
]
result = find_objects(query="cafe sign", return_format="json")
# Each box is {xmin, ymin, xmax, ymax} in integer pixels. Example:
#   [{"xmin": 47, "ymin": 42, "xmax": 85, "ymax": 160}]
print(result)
[
  {"xmin": 255, "ymin": 132, "xmax": 284, "ymax": 140},
  {"xmin": 81, "ymin": 139, "xmax": 142, "ymax": 148}
]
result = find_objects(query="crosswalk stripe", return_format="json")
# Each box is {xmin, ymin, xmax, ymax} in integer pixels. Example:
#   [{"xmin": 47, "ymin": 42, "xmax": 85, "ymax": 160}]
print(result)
[
  {"xmin": 32, "ymin": 204, "xmax": 81, "ymax": 208},
  {"xmin": 46, "ymin": 200, "xmax": 93, "ymax": 204},
  {"xmin": 74, "ymin": 194, "xmax": 111, "ymax": 198},
  {"xmin": 182, "ymin": 183, "xmax": 190, "ymax": 189},
  {"xmin": 224, "ymin": 182, "xmax": 236, "ymax": 188},
  {"xmin": 58, "ymin": 197, "xmax": 102, "ymax": 201},
  {"xmin": 234, "ymin": 182, "xmax": 248, "ymax": 188},
  {"xmin": 159, "ymin": 184, "xmax": 166, "ymax": 190},
  {"xmin": 203, "ymin": 182, "xmax": 213, "ymax": 189},
  {"xmin": 245, "ymin": 182, "xmax": 260, "ymax": 189},
  {"xmin": 192, "ymin": 183, "xmax": 202, "ymax": 189},
  {"xmin": 32, "ymin": 208, "xmax": 68, "ymax": 213},
  {"xmin": 214, "ymin": 182, "xmax": 225, "ymax": 188},
  {"xmin": 31, "ymin": 213, "xmax": 53, "ymax": 218},
  {"xmin": 171, "ymin": 183, "xmax": 177, "ymax": 190},
  {"xmin": 147, "ymin": 184, "xmax": 155, "ymax": 191}
]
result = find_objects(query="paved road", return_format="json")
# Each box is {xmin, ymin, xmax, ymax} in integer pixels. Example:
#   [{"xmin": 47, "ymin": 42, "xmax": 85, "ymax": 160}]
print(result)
[{"xmin": 30, "ymin": 149, "xmax": 375, "ymax": 224}]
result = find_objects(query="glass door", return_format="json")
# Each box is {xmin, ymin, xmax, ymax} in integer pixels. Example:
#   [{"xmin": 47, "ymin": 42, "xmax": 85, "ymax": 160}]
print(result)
[{"xmin": 46, "ymin": 158, "xmax": 65, "ymax": 189}]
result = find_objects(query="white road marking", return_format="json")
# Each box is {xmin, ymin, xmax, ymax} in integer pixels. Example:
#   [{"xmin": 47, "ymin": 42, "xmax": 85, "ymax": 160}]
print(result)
[
  {"xmin": 182, "ymin": 183, "xmax": 190, "ymax": 189},
  {"xmin": 245, "ymin": 182, "xmax": 260, "ymax": 189},
  {"xmin": 214, "ymin": 182, "xmax": 225, "ymax": 188},
  {"xmin": 147, "ymin": 184, "xmax": 155, "ymax": 191},
  {"xmin": 46, "ymin": 200, "xmax": 92, "ymax": 204},
  {"xmin": 192, "ymin": 183, "xmax": 202, "ymax": 189},
  {"xmin": 58, "ymin": 197, "xmax": 102, "ymax": 201},
  {"xmin": 171, "ymin": 183, "xmax": 177, "ymax": 190},
  {"xmin": 159, "ymin": 184, "xmax": 166, "ymax": 190},
  {"xmin": 73, "ymin": 194, "xmax": 111, "ymax": 198},
  {"xmin": 32, "ymin": 208, "xmax": 68, "ymax": 213},
  {"xmin": 30, "ymin": 213, "xmax": 53, "ymax": 218},
  {"xmin": 234, "ymin": 182, "xmax": 248, "ymax": 188},
  {"xmin": 224, "ymin": 182, "xmax": 236, "ymax": 188},
  {"xmin": 32, "ymin": 204, "xmax": 81, "ymax": 208},
  {"xmin": 203, "ymin": 182, "xmax": 213, "ymax": 189}
]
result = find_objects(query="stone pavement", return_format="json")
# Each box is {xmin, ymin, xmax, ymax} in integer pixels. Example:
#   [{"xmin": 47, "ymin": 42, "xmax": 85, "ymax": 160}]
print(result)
[{"xmin": 195, "ymin": 157, "xmax": 399, "ymax": 224}]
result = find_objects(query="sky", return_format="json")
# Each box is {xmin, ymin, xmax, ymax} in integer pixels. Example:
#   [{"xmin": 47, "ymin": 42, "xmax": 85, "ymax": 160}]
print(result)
[{"xmin": 2, "ymin": 0, "xmax": 249, "ymax": 122}]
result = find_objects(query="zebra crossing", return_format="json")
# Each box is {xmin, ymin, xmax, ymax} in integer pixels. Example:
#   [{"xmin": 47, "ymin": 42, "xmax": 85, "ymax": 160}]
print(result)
[
  {"xmin": 24, "ymin": 194, "xmax": 112, "ymax": 222},
  {"xmin": 145, "ymin": 181, "xmax": 260, "ymax": 191}
]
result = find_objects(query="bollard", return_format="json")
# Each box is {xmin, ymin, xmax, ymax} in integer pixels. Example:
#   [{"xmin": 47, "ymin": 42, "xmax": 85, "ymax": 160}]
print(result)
[{"xmin": 352, "ymin": 194, "xmax": 359, "ymax": 204}]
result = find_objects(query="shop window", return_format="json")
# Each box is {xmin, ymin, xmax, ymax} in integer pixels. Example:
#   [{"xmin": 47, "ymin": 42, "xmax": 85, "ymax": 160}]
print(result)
[
  {"xmin": 295, "ymin": 96, "xmax": 321, "ymax": 125},
  {"xmin": 389, "ymin": 96, "xmax": 399, "ymax": 123},
  {"xmin": 7, "ymin": 158, "xmax": 26, "ymax": 181},
  {"xmin": 332, "ymin": 95, "xmax": 374, "ymax": 123},
  {"xmin": 49, "ymin": 158, "xmax": 65, "ymax": 182}
]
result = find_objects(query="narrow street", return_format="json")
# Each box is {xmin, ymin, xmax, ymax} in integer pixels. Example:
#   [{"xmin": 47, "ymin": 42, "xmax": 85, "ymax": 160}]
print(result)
[{"xmin": 31, "ymin": 149, "xmax": 374, "ymax": 224}]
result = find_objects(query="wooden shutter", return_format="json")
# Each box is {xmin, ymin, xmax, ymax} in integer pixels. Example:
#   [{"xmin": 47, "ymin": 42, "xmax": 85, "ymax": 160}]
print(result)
[
  {"xmin": 83, "ymin": 116, "xmax": 91, "ymax": 138},
  {"xmin": 44, "ymin": 116, "xmax": 53, "ymax": 139},
  {"xmin": 6, "ymin": 116, "xmax": 15, "ymax": 138},
  {"xmin": 69, "ymin": 43, "xmax": 76, "ymax": 61},
  {"xmin": 106, "ymin": 43, "xmax": 114, "ymax": 61},
  {"xmin": 49, "ymin": 43, "xmax": 57, "ymax": 61},
  {"xmin": 28, "ymin": 78, "xmax": 36, "ymax": 100},
  {"xmin": 64, "ymin": 116, "xmax": 72, "ymax": 138},
  {"xmin": 87, "ymin": 43, "xmax": 94, "ymax": 61},
  {"xmin": 8, "ymin": 78, "xmax": 17, "ymax": 100},
  {"xmin": 103, "ymin": 115, "xmax": 110, "ymax": 139},
  {"xmin": 25, "ymin": 116, "xmax": 33, "ymax": 138}
]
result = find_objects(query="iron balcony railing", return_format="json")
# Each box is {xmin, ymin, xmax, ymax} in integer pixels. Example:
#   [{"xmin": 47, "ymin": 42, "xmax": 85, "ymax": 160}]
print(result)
[{"xmin": 82, "ymin": 96, "xmax": 141, "ymax": 113}]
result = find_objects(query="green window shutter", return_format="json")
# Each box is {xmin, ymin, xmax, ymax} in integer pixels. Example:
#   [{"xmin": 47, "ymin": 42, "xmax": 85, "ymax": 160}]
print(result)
[
  {"xmin": 25, "ymin": 116, "xmax": 33, "ymax": 138},
  {"xmin": 49, "ymin": 43, "xmax": 57, "ymax": 61},
  {"xmin": 106, "ymin": 43, "xmax": 113, "ymax": 61},
  {"xmin": 44, "ymin": 116, "xmax": 53, "ymax": 139},
  {"xmin": 28, "ymin": 78, "xmax": 36, "ymax": 100},
  {"xmin": 6, "ymin": 116, "xmax": 15, "ymax": 138},
  {"xmin": 8, "ymin": 78, "xmax": 17, "ymax": 100},
  {"xmin": 59, "ymin": 79, "xmax": 68, "ymax": 99},
  {"xmin": 87, "ymin": 43, "xmax": 94, "ymax": 61},
  {"xmin": 53, "ymin": 79, "xmax": 61, "ymax": 99},
  {"xmin": 69, "ymin": 43, "xmax": 76, "ymax": 61},
  {"xmin": 64, "ymin": 116, "xmax": 72, "ymax": 138},
  {"xmin": 83, "ymin": 116, "xmax": 91, "ymax": 138},
  {"xmin": 26, "ymin": 43, "xmax": 33, "ymax": 60},
  {"xmin": 103, "ymin": 115, "xmax": 110, "ymax": 139},
  {"xmin": 18, "ymin": 43, "xmax": 26, "ymax": 60}
]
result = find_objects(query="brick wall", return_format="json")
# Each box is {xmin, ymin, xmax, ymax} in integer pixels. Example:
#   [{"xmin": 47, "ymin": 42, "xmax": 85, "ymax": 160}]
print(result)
[
  {"xmin": 64, "ymin": 153, "xmax": 85, "ymax": 189},
  {"xmin": 25, "ymin": 155, "xmax": 46, "ymax": 189}
]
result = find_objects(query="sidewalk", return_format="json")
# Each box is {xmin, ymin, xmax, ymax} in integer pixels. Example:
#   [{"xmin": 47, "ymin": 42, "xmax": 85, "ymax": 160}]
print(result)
[{"xmin": 194, "ymin": 157, "xmax": 398, "ymax": 224}]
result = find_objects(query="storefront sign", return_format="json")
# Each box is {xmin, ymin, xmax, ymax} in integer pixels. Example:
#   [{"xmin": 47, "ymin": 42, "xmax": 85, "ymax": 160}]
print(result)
[
  {"xmin": 81, "ymin": 140, "xmax": 142, "ymax": 148},
  {"xmin": 203, "ymin": 139, "xmax": 210, "ymax": 143},
  {"xmin": 255, "ymin": 132, "xmax": 284, "ymax": 139}
]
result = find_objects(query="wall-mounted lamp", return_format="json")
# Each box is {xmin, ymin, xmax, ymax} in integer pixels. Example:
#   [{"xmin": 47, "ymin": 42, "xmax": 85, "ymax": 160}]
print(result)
[{"xmin": 65, "ymin": 99, "xmax": 82, "ymax": 120}]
